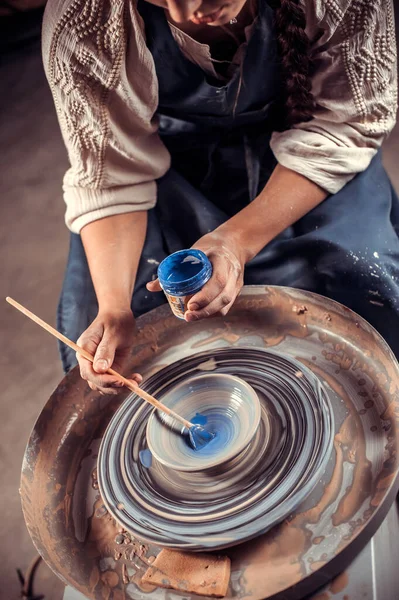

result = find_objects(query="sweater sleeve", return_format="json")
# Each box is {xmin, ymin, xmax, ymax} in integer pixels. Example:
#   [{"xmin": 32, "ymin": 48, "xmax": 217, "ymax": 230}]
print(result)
[
  {"xmin": 42, "ymin": 0, "xmax": 171, "ymax": 233},
  {"xmin": 270, "ymin": 0, "xmax": 397, "ymax": 194}
]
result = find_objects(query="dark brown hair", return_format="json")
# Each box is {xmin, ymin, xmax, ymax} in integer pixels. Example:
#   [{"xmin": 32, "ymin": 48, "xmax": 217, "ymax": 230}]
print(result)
[{"xmin": 267, "ymin": 0, "xmax": 315, "ymax": 130}]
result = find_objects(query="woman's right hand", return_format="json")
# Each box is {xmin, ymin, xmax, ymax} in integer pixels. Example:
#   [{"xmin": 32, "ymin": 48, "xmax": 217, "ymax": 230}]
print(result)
[{"xmin": 76, "ymin": 308, "xmax": 142, "ymax": 395}]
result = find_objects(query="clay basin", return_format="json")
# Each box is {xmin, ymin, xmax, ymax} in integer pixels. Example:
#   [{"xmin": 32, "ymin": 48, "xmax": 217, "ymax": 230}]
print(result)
[{"xmin": 146, "ymin": 373, "xmax": 261, "ymax": 472}]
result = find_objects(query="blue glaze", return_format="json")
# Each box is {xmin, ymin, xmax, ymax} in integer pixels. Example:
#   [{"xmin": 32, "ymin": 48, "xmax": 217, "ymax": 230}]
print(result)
[
  {"xmin": 191, "ymin": 413, "xmax": 208, "ymax": 426},
  {"xmin": 186, "ymin": 411, "xmax": 236, "ymax": 455},
  {"xmin": 158, "ymin": 249, "xmax": 212, "ymax": 296},
  {"xmin": 188, "ymin": 414, "xmax": 216, "ymax": 450},
  {"xmin": 139, "ymin": 449, "xmax": 153, "ymax": 468},
  {"xmin": 189, "ymin": 425, "xmax": 215, "ymax": 450}
]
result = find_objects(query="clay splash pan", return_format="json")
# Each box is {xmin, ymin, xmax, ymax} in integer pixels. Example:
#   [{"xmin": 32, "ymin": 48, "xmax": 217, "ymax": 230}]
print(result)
[
  {"xmin": 98, "ymin": 349, "xmax": 334, "ymax": 550},
  {"xmin": 20, "ymin": 287, "xmax": 399, "ymax": 600}
]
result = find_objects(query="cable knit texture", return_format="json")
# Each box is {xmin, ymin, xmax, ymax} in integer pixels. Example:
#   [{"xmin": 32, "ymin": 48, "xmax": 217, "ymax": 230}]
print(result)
[
  {"xmin": 42, "ymin": 0, "xmax": 171, "ymax": 232},
  {"xmin": 271, "ymin": 0, "xmax": 397, "ymax": 192},
  {"xmin": 42, "ymin": 0, "xmax": 397, "ymax": 232}
]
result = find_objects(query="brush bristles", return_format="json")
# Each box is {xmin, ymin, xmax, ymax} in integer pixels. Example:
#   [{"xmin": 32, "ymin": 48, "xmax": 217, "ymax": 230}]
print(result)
[{"xmin": 189, "ymin": 425, "xmax": 216, "ymax": 450}]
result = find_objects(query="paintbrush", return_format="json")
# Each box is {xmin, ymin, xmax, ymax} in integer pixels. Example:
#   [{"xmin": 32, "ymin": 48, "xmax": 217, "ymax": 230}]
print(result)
[{"xmin": 6, "ymin": 297, "xmax": 214, "ymax": 450}]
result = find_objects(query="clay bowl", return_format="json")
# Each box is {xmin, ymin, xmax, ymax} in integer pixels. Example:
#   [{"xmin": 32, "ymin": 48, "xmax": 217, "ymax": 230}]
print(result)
[{"xmin": 146, "ymin": 373, "xmax": 261, "ymax": 472}]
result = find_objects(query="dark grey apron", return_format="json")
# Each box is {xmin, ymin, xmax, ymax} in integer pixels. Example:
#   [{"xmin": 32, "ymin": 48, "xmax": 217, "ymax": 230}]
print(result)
[{"xmin": 58, "ymin": 0, "xmax": 399, "ymax": 371}]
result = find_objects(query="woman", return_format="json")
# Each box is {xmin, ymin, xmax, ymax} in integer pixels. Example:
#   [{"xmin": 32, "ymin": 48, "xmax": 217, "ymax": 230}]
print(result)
[{"xmin": 43, "ymin": 0, "xmax": 398, "ymax": 394}]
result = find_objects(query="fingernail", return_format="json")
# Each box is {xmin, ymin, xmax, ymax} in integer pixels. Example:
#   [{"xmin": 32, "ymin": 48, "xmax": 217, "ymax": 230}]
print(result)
[
  {"xmin": 96, "ymin": 359, "xmax": 108, "ymax": 371},
  {"xmin": 188, "ymin": 303, "xmax": 199, "ymax": 311},
  {"xmin": 185, "ymin": 312, "xmax": 200, "ymax": 322}
]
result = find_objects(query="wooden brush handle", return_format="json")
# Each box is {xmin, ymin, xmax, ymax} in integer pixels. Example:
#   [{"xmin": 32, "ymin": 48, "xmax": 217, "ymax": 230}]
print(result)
[{"xmin": 6, "ymin": 297, "xmax": 193, "ymax": 429}]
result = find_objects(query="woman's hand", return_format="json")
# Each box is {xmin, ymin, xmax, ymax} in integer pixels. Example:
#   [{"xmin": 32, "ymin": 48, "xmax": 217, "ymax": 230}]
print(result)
[
  {"xmin": 76, "ymin": 308, "xmax": 142, "ymax": 395},
  {"xmin": 147, "ymin": 232, "xmax": 245, "ymax": 322}
]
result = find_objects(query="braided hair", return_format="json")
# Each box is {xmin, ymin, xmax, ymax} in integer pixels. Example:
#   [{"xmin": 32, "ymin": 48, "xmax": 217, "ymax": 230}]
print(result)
[{"xmin": 267, "ymin": 0, "xmax": 315, "ymax": 130}]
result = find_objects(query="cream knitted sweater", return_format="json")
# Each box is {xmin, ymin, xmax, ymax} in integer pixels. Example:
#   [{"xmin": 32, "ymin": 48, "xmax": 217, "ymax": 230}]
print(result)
[{"xmin": 42, "ymin": 0, "xmax": 397, "ymax": 233}]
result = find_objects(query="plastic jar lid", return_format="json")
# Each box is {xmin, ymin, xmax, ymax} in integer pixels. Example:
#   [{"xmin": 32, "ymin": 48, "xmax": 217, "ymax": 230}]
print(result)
[{"xmin": 158, "ymin": 249, "xmax": 212, "ymax": 296}]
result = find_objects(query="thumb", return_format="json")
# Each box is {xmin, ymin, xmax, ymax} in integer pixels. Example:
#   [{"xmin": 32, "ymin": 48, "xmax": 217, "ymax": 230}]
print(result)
[
  {"xmin": 146, "ymin": 278, "xmax": 162, "ymax": 292},
  {"xmin": 93, "ymin": 334, "xmax": 116, "ymax": 373}
]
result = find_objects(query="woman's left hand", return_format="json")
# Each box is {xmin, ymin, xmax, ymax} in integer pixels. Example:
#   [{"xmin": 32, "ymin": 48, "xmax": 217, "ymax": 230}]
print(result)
[{"xmin": 146, "ymin": 232, "xmax": 245, "ymax": 322}]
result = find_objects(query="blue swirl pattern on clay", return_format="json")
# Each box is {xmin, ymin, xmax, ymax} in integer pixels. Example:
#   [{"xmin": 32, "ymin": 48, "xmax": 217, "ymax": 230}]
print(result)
[
  {"xmin": 147, "ymin": 373, "xmax": 261, "ymax": 470},
  {"xmin": 189, "ymin": 412, "xmax": 235, "ymax": 454},
  {"xmin": 98, "ymin": 348, "xmax": 334, "ymax": 551}
]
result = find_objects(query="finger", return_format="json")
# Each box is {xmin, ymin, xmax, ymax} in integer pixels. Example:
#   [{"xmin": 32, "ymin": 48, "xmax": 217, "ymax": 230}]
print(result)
[
  {"xmin": 91, "ymin": 373, "xmax": 124, "ymax": 390},
  {"xmin": 185, "ymin": 277, "xmax": 239, "ymax": 321},
  {"xmin": 78, "ymin": 346, "xmax": 133, "ymax": 389},
  {"xmin": 86, "ymin": 379, "xmax": 120, "ymax": 396},
  {"xmin": 130, "ymin": 373, "xmax": 143, "ymax": 384},
  {"xmin": 79, "ymin": 357, "xmax": 126, "ymax": 389},
  {"xmin": 186, "ymin": 255, "xmax": 233, "ymax": 313},
  {"xmin": 93, "ymin": 331, "xmax": 117, "ymax": 374},
  {"xmin": 76, "ymin": 328, "xmax": 102, "ymax": 380},
  {"xmin": 94, "ymin": 372, "xmax": 142, "ymax": 395},
  {"xmin": 77, "ymin": 329, "xmax": 102, "ymax": 358},
  {"xmin": 77, "ymin": 353, "xmax": 91, "ymax": 372},
  {"xmin": 97, "ymin": 386, "xmax": 119, "ymax": 396},
  {"xmin": 77, "ymin": 354, "xmax": 97, "ymax": 382},
  {"xmin": 219, "ymin": 281, "xmax": 243, "ymax": 317},
  {"xmin": 146, "ymin": 279, "xmax": 162, "ymax": 293},
  {"xmin": 219, "ymin": 298, "xmax": 236, "ymax": 317}
]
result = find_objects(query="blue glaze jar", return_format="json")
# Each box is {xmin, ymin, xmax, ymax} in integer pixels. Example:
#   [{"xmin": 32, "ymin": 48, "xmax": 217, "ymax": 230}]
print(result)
[{"xmin": 158, "ymin": 249, "xmax": 212, "ymax": 319}]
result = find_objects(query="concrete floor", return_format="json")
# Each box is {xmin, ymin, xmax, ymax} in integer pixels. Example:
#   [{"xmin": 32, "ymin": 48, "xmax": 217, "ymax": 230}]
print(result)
[{"xmin": 1, "ymin": 8, "xmax": 399, "ymax": 600}]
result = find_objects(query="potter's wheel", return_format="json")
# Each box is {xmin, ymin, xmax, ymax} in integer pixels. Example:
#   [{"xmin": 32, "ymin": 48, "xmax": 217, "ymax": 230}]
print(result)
[
  {"xmin": 99, "ymin": 349, "xmax": 333, "ymax": 550},
  {"xmin": 21, "ymin": 286, "xmax": 399, "ymax": 600}
]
